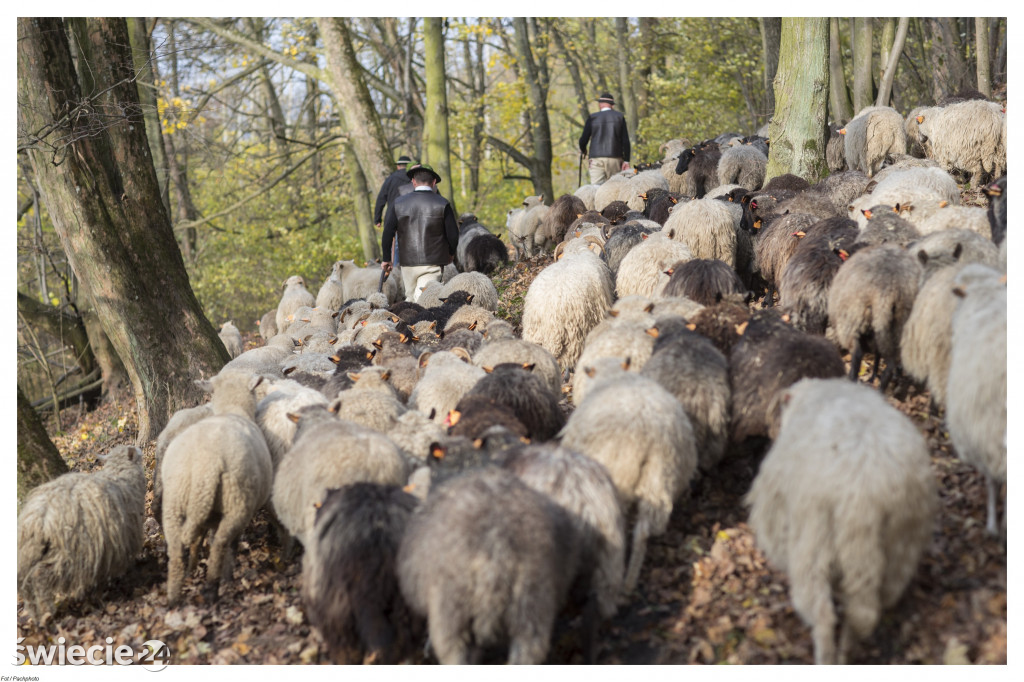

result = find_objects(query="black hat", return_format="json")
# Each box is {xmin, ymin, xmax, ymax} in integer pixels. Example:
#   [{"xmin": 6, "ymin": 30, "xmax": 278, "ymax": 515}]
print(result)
[
  {"xmin": 396, "ymin": 154, "xmax": 414, "ymax": 165},
  {"xmin": 596, "ymin": 92, "xmax": 615, "ymax": 105},
  {"xmin": 407, "ymin": 163, "xmax": 442, "ymax": 184}
]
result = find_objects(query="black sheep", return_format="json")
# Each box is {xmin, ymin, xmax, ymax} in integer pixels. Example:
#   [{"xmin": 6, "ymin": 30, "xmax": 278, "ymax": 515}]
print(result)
[
  {"xmin": 462, "ymin": 362, "xmax": 565, "ymax": 441},
  {"xmin": 662, "ymin": 258, "xmax": 746, "ymax": 306}
]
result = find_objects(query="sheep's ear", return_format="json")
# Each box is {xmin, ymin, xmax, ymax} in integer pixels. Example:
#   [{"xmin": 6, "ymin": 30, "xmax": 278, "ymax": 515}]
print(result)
[
  {"xmin": 646, "ymin": 327, "xmax": 659, "ymax": 338},
  {"xmin": 194, "ymin": 379, "xmax": 213, "ymax": 393},
  {"xmin": 283, "ymin": 366, "xmax": 297, "ymax": 376},
  {"xmin": 780, "ymin": 314, "xmax": 791, "ymax": 324},
  {"xmin": 667, "ymin": 229, "xmax": 676, "ymax": 239},
  {"xmin": 286, "ymin": 412, "xmax": 301, "ymax": 423},
  {"xmin": 399, "ymin": 333, "xmax": 410, "ymax": 344},
  {"xmin": 452, "ymin": 348, "xmax": 472, "ymax": 363},
  {"xmin": 126, "ymin": 448, "xmax": 136, "ymax": 463},
  {"xmin": 468, "ymin": 321, "xmax": 478, "ymax": 331},
  {"xmin": 685, "ymin": 323, "xmax": 697, "ymax": 331},
  {"xmin": 473, "ymin": 438, "xmax": 484, "ymax": 449},
  {"xmin": 380, "ymin": 370, "xmax": 391, "ymax": 381},
  {"xmin": 917, "ymin": 249, "xmax": 929, "ymax": 266},
  {"xmin": 951, "ymin": 286, "xmax": 966, "ymax": 298},
  {"xmin": 328, "ymin": 398, "xmax": 342, "ymax": 413},
  {"xmin": 347, "ymin": 372, "xmax": 360, "ymax": 382},
  {"xmin": 328, "ymin": 334, "xmax": 338, "ymax": 345},
  {"xmin": 248, "ymin": 375, "xmax": 265, "ymax": 393},
  {"xmin": 735, "ymin": 321, "xmax": 749, "ymax": 335},
  {"xmin": 329, "ymin": 354, "xmax": 341, "ymax": 364},
  {"xmin": 411, "ymin": 335, "xmax": 421, "ymax": 342},
  {"xmin": 418, "ymin": 352, "xmax": 433, "ymax": 369},
  {"xmin": 952, "ymin": 243, "xmax": 963, "ymax": 260},
  {"xmin": 938, "ymin": 200, "xmax": 949, "ymax": 208},
  {"xmin": 391, "ymin": 315, "xmax": 400, "ymax": 323},
  {"xmin": 521, "ymin": 362, "xmax": 535, "ymax": 372},
  {"xmin": 332, "ymin": 311, "xmax": 340, "ymax": 319},
  {"xmin": 861, "ymin": 209, "xmax": 872, "ymax": 219},
  {"xmin": 664, "ymin": 269, "xmax": 674, "ymax": 276},
  {"xmin": 428, "ymin": 408, "xmax": 437, "ymax": 420},
  {"xmin": 482, "ymin": 366, "xmax": 494, "ymax": 374},
  {"xmin": 429, "ymin": 320, "xmax": 437, "ymax": 330},
  {"xmin": 303, "ymin": 334, "xmax": 313, "ymax": 344},
  {"xmin": 439, "ymin": 296, "xmax": 448, "ymax": 303},
  {"xmin": 466, "ymin": 294, "xmax": 475, "ymax": 304},
  {"xmin": 366, "ymin": 350, "xmax": 376, "ymax": 361},
  {"xmin": 429, "ymin": 442, "xmax": 445, "ymax": 460},
  {"xmin": 609, "ymin": 309, "xmax": 620, "ymax": 318},
  {"xmin": 445, "ymin": 410, "xmax": 461, "ymax": 427},
  {"xmin": 621, "ymin": 357, "xmax": 631, "ymax": 370},
  {"xmin": 641, "ymin": 233, "xmax": 649, "ymax": 240},
  {"xmin": 585, "ymin": 366, "xmax": 597, "ymax": 378}
]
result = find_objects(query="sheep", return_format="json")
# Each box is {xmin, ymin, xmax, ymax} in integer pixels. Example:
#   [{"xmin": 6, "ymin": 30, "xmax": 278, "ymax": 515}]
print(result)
[
  {"xmin": 675, "ymin": 143, "xmax": 722, "ymax": 198},
  {"xmin": 572, "ymin": 328, "xmax": 652, "ymax": 405},
  {"xmin": 573, "ymin": 183, "xmax": 598, "ymax": 211},
  {"xmin": 17, "ymin": 444, "xmax": 146, "ymax": 624},
  {"xmin": 507, "ymin": 196, "xmax": 549, "ymax": 260},
  {"xmin": 623, "ymin": 169, "xmax": 670, "ymax": 212},
  {"xmin": 916, "ymin": 99, "xmax": 1006, "ymax": 184},
  {"xmin": 302, "ymin": 483, "xmax": 422, "ymax": 664},
  {"xmin": 253, "ymin": 378, "xmax": 331, "ymax": 470},
  {"xmin": 594, "ymin": 173, "xmax": 631, "ymax": 212},
  {"xmin": 755, "ymin": 212, "xmax": 820, "ymax": 305},
  {"xmin": 537, "ymin": 193, "xmax": 588, "ymax": 250},
  {"xmin": 522, "ymin": 249, "xmax": 615, "ymax": 372},
  {"xmin": 397, "ymin": 467, "xmax": 581, "ymax": 664},
  {"xmin": 811, "ymin": 170, "xmax": 871, "ymax": 215},
  {"xmin": 457, "ymin": 217, "xmax": 508, "ymax": 275},
  {"xmin": 742, "ymin": 188, "xmax": 797, "ymax": 233},
  {"xmin": 497, "ymin": 443, "xmax": 626, "ymax": 652},
  {"xmin": 332, "ymin": 371, "xmax": 408, "ymax": 434},
  {"xmin": 662, "ymin": 258, "xmax": 745, "ymax": 306},
  {"xmin": 827, "ymin": 245, "xmax": 922, "ymax": 390},
  {"xmin": 705, "ymin": 183, "xmax": 745, "ymax": 200},
  {"xmin": 603, "ymin": 222, "xmax": 659, "ymax": 276},
  {"xmin": 276, "ymin": 275, "xmax": 316, "ymax": 333},
  {"xmin": 462, "ymin": 363, "xmax": 565, "ymax": 441},
  {"xmin": 316, "ymin": 263, "xmax": 347, "ymax": 311},
  {"xmin": 415, "ymin": 280, "xmax": 445, "ymax": 308},
  {"xmin": 161, "ymin": 372, "xmax": 274, "ymax": 604},
  {"xmin": 333, "ymin": 260, "xmax": 401, "ymax": 304},
  {"xmin": 778, "ymin": 235, "xmax": 853, "ymax": 335},
  {"xmin": 473, "ymin": 336, "xmax": 562, "ymax": 397},
  {"xmin": 911, "ymin": 203, "xmax": 991, "ymax": 239},
  {"xmin": 841, "ymin": 105, "xmax": 907, "ymax": 177},
  {"xmin": 217, "ymin": 321, "xmax": 244, "ymax": 359},
  {"xmin": 640, "ymin": 319, "xmax": 731, "ymax": 472},
  {"xmin": 663, "ymin": 198, "xmax": 737, "ymax": 268},
  {"xmin": 774, "ymin": 191, "xmax": 839, "ymax": 222},
  {"xmin": 947, "ymin": 264, "xmax": 1007, "ymax": 536},
  {"xmin": 439, "ymin": 272, "xmax": 498, "ymax": 312},
  {"xmin": 910, "ymin": 229, "xmax": 1001, "ymax": 280},
  {"xmin": 717, "ymin": 144, "xmax": 767, "ymax": 190},
  {"xmin": 600, "ymin": 200, "xmax": 631, "ymax": 225},
  {"xmin": 660, "ymin": 158, "xmax": 691, "ymax": 195},
  {"xmin": 826, "ymin": 122, "xmax": 847, "ymax": 172},
  {"xmin": 614, "ymin": 232, "xmax": 693, "ymax": 299},
  {"xmin": 682, "ymin": 294, "xmax": 750, "ymax": 357},
  {"xmin": 257, "ymin": 310, "xmax": 278, "ymax": 340},
  {"xmin": 983, "ymin": 176, "xmax": 1006, "ymax": 245},
  {"xmin": 272, "ymin": 408, "xmax": 408, "ymax": 548},
  {"xmin": 857, "ymin": 167, "xmax": 961, "ymax": 216},
  {"xmin": 219, "ymin": 333, "xmax": 296, "ymax": 378},
  {"xmin": 855, "ymin": 206, "xmax": 921, "ymax": 247},
  {"xmin": 762, "ymin": 173, "xmax": 810, "ymax": 192},
  {"xmin": 729, "ymin": 310, "xmax": 846, "ymax": 442},
  {"xmin": 152, "ymin": 403, "xmax": 214, "ymax": 521},
  {"xmin": 561, "ymin": 372, "xmax": 698, "ymax": 592},
  {"xmin": 744, "ymin": 377, "xmax": 938, "ymax": 664},
  {"xmin": 447, "ymin": 395, "xmax": 530, "ymax": 441},
  {"xmin": 409, "ymin": 349, "xmax": 486, "ymax": 423}
]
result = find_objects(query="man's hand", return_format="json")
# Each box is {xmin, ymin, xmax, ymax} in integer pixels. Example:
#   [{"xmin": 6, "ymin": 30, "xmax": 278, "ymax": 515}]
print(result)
[
  {"xmin": 621, "ymin": 161, "xmax": 630, "ymax": 171},
  {"xmin": 382, "ymin": 261, "xmax": 393, "ymax": 275},
  {"xmin": 375, "ymin": 222, "xmax": 382, "ymax": 229}
]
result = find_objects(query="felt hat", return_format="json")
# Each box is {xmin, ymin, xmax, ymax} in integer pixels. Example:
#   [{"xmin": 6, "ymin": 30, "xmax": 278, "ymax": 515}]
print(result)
[
  {"xmin": 396, "ymin": 154, "xmax": 414, "ymax": 165},
  {"xmin": 596, "ymin": 92, "xmax": 615, "ymax": 105},
  {"xmin": 407, "ymin": 163, "xmax": 442, "ymax": 184}
]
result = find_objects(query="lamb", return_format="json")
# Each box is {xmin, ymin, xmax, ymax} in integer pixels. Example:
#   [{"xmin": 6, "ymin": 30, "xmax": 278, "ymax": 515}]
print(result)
[
  {"xmin": 397, "ymin": 467, "xmax": 581, "ymax": 664},
  {"xmin": 463, "ymin": 363, "xmax": 565, "ymax": 441},
  {"xmin": 826, "ymin": 245, "xmax": 922, "ymax": 389},
  {"xmin": 257, "ymin": 310, "xmax": 278, "ymax": 340},
  {"xmin": 473, "ymin": 336, "xmax": 562, "ymax": 397},
  {"xmin": 561, "ymin": 372, "xmax": 698, "ymax": 592},
  {"xmin": 537, "ymin": 194, "xmax": 588, "ymax": 250},
  {"xmin": 745, "ymin": 378, "xmax": 937, "ymax": 664},
  {"xmin": 614, "ymin": 232, "xmax": 693, "ymax": 299},
  {"xmin": 641, "ymin": 319, "xmax": 731, "ymax": 471},
  {"xmin": 841, "ymin": 105, "xmax": 907, "ymax": 177},
  {"xmin": 507, "ymin": 196, "xmax": 549, "ymax": 260},
  {"xmin": 717, "ymin": 144, "xmax": 767, "ymax": 190},
  {"xmin": 316, "ymin": 262, "xmax": 347, "ymax": 311},
  {"xmin": 272, "ymin": 408, "xmax": 408, "ymax": 548},
  {"xmin": 218, "ymin": 321, "xmax": 244, "ymax": 359},
  {"xmin": 947, "ymin": 264, "xmax": 1007, "ymax": 535},
  {"xmin": 573, "ymin": 183, "xmax": 598, "ymax": 211},
  {"xmin": 276, "ymin": 275, "xmax": 316, "ymax": 333},
  {"xmin": 439, "ymin": 272, "xmax": 499, "ymax": 312},
  {"xmin": 916, "ymin": 99, "xmax": 1006, "ymax": 184},
  {"xmin": 522, "ymin": 249, "xmax": 615, "ymax": 372},
  {"xmin": 18, "ymin": 444, "xmax": 146, "ymax": 624},
  {"xmin": 302, "ymin": 483, "xmax": 422, "ymax": 664},
  {"xmin": 729, "ymin": 310, "xmax": 846, "ymax": 441},
  {"xmin": 161, "ymin": 372, "xmax": 274, "ymax": 604},
  {"xmin": 662, "ymin": 258, "xmax": 745, "ymax": 306},
  {"xmin": 408, "ymin": 349, "xmax": 486, "ymax": 423},
  {"xmin": 662, "ymin": 198, "xmax": 738, "ymax": 269}
]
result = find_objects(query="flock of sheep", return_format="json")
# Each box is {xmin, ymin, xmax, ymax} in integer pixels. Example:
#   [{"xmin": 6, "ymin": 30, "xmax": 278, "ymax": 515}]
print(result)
[{"xmin": 17, "ymin": 92, "xmax": 1006, "ymax": 665}]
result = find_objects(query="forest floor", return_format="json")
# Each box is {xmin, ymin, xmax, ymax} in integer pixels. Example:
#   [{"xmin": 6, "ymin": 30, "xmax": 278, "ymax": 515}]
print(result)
[{"xmin": 20, "ymin": 249, "xmax": 1006, "ymax": 666}]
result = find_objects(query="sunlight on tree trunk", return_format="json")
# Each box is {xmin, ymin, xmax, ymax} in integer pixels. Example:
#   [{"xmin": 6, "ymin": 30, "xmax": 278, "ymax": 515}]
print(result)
[
  {"xmin": 423, "ymin": 18, "xmax": 456, "ymax": 214},
  {"xmin": 976, "ymin": 18, "xmax": 992, "ymax": 98},
  {"xmin": 852, "ymin": 18, "xmax": 874, "ymax": 114}
]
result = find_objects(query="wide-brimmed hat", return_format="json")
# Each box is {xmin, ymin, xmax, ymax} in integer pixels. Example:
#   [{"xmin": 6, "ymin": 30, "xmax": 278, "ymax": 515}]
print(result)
[
  {"xmin": 596, "ymin": 92, "xmax": 615, "ymax": 105},
  {"xmin": 396, "ymin": 154, "xmax": 414, "ymax": 165},
  {"xmin": 407, "ymin": 163, "xmax": 442, "ymax": 184}
]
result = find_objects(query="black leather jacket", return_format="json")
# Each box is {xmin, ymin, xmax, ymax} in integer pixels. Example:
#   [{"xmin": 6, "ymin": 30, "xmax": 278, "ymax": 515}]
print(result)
[
  {"xmin": 373, "ymin": 168, "xmax": 410, "ymax": 224},
  {"xmin": 381, "ymin": 189, "xmax": 459, "ymax": 266},
  {"xmin": 579, "ymin": 108, "xmax": 630, "ymax": 161}
]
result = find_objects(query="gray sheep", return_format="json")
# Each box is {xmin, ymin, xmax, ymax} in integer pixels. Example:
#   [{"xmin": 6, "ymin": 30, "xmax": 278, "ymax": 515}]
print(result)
[
  {"xmin": 910, "ymin": 228, "xmax": 1000, "ymax": 280},
  {"xmin": 947, "ymin": 264, "xmax": 1007, "ymax": 535},
  {"xmin": 841, "ymin": 105, "xmax": 907, "ymax": 177},
  {"xmin": 717, "ymin": 144, "xmax": 767, "ymax": 190},
  {"xmin": 473, "ymin": 336, "xmax": 562, "ymax": 397},
  {"xmin": 335, "ymin": 260, "xmax": 402, "ymax": 304},
  {"xmin": 258, "ymin": 310, "xmax": 278, "ymax": 340},
  {"xmin": 916, "ymin": 99, "xmax": 1006, "ymax": 184},
  {"xmin": 220, "ymin": 333, "xmax": 297, "ymax": 378},
  {"xmin": 811, "ymin": 170, "xmax": 871, "ymax": 215},
  {"xmin": 18, "ymin": 444, "xmax": 146, "ymax": 624},
  {"xmin": 561, "ymin": 372, "xmax": 698, "ymax": 592},
  {"xmin": 161, "ymin": 372, "xmax": 273, "ymax": 604},
  {"xmin": 302, "ymin": 483, "xmax": 422, "ymax": 664},
  {"xmin": 276, "ymin": 275, "xmax": 316, "ymax": 333},
  {"xmin": 855, "ymin": 206, "xmax": 921, "ymax": 247},
  {"xmin": 218, "ymin": 321, "xmax": 244, "ymax": 359},
  {"xmin": 615, "ymin": 232, "xmax": 693, "ymax": 299},
  {"xmin": 440, "ymin": 271, "xmax": 499, "ymax": 312},
  {"xmin": 572, "ymin": 317, "xmax": 654, "ymax": 405},
  {"xmin": 537, "ymin": 193, "xmax": 588, "ymax": 251},
  {"xmin": 662, "ymin": 258, "xmax": 745, "ymax": 306},
  {"xmin": 397, "ymin": 467, "xmax": 581, "ymax": 664},
  {"xmin": 778, "ymin": 235, "xmax": 852, "ymax": 335},
  {"xmin": 745, "ymin": 378, "xmax": 937, "ymax": 664},
  {"xmin": 664, "ymin": 198, "xmax": 737, "ymax": 268},
  {"xmin": 754, "ymin": 212, "xmax": 819, "ymax": 305},
  {"xmin": 623, "ymin": 169, "xmax": 670, "ymax": 212},
  {"xmin": 507, "ymin": 195, "xmax": 549, "ymax": 260},
  {"xmin": 409, "ymin": 349, "xmax": 486, "ymax": 423}
]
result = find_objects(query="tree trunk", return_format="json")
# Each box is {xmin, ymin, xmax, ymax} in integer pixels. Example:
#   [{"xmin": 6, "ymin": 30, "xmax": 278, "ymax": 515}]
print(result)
[
  {"xmin": 828, "ymin": 17, "xmax": 853, "ymax": 123},
  {"xmin": 635, "ymin": 18, "xmax": 656, "ymax": 121},
  {"xmin": 127, "ymin": 17, "xmax": 170, "ymax": 217},
  {"xmin": 760, "ymin": 18, "xmax": 782, "ymax": 124},
  {"xmin": 17, "ymin": 293, "xmax": 97, "ymax": 379},
  {"xmin": 615, "ymin": 18, "xmax": 639, "ymax": 143},
  {"xmin": 512, "ymin": 17, "xmax": 554, "ymax": 204},
  {"xmin": 549, "ymin": 24, "xmax": 590, "ymax": 127},
  {"xmin": 852, "ymin": 18, "xmax": 874, "ymax": 114},
  {"xmin": 343, "ymin": 144, "xmax": 378, "ymax": 263},
  {"xmin": 875, "ymin": 18, "xmax": 909, "ymax": 107},
  {"xmin": 976, "ymin": 17, "xmax": 992, "ymax": 98},
  {"xmin": 766, "ymin": 18, "xmax": 829, "ymax": 184},
  {"xmin": 879, "ymin": 18, "xmax": 895, "ymax": 80},
  {"xmin": 18, "ymin": 17, "xmax": 229, "ymax": 444},
  {"xmin": 162, "ymin": 21, "xmax": 199, "ymax": 262},
  {"xmin": 422, "ymin": 18, "xmax": 456, "ymax": 214},
  {"xmin": 17, "ymin": 385, "xmax": 70, "ymax": 506}
]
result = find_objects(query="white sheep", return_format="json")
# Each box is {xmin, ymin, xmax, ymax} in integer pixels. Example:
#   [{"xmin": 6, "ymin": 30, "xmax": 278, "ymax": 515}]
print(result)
[
  {"xmin": 316, "ymin": 261, "xmax": 347, "ymax": 311},
  {"xmin": 275, "ymin": 276, "xmax": 316, "ymax": 333},
  {"xmin": 622, "ymin": 169, "xmax": 670, "ymax": 212},
  {"xmin": 593, "ymin": 173, "xmax": 631, "ymax": 212},
  {"xmin": 254, "ymin": 378, "xmax": 330, "ymax": 469},
  {"xmin": 507, "ymin": 196, "xmax": 548, "ymax": 260},
  {"xmin": 333, "ymin": 260, "xmax": 401, "ymax": 304},
  {"xmin": 218, "ymin": 321, "xmax": 244, "ymax": 359},
  {"xmin": 663, "ymin": 198, "xmax": 737, "ymax": 268},
  {"xmin": 614, "ymin": 232, "xmax": 693, "ymax": 299},
  {"xmin": 841, "ymin": 105, "xmax": 907, "ymax": 177},
  {"xmin": 745, "ymin": 378, "xmax": 937, "ymax": 664},
  {"xmin": 717, "ymin": 144, "xmax": 767, "ymax": 190},
  {"xmin": 574, "ymin": 183, "xmax": 598, "ymax": 211},
  {"xmin": 917, "ymin": 99, "xmax": 1006, "ymax": 183}
]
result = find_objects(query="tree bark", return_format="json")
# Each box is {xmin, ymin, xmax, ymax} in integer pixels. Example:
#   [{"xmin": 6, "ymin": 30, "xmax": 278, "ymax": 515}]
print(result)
[
  {"xmin": 17, "ymin": 293, "xmax": 97, "ymax": 379},
  {"xmin": 422, "ymin": 18, "xmax": 456, "ymax": 214},
  {"xmin": 126, "ymin": 18, "xmax": 170, "ymax": 216},
  {"xmin": 875, "ymin": 18, "xmax": 909, "ymax": 107},
  {"xmin": 766, "ymin": 18, "xmax": 829, "ymax": 184},
  {"xmin": 852, "ymin": 18, "xmax": 874, "ymax": 114},
  {"xmin": 17, "ymin": 385, "xmax": 70, "ymax": 506},
  {"xmin": 512, "ymin": 17, "xmax": 554, "ymax": 204},
  {"xmin": 635, "ymin": 18, "xmax": 656, "ymax": 121},
  {"xmin": 161, "ymin": 21, "xmax": 199, "ymax": 262},
  {"xmin": 615, "ymin": 18, "xmax": 639, "ymax": 142},
  {"xmin": 549, "ymin": 24, "xmax": 590, "ymax": 127},
  {"xmin": 976, "ymin": 17, "xmax": 992, "ymax": 98},
  {"xmin": 828, "ymin": 17, "xmax": 853, "ymax": 123},
  {"xmin": 760, "ymin": 18, "xmax": 782, "ymax": 124},
  {"xmin": 17, "ymin": 17, "xmax": 229, "ymax": 444},
  {"xmin": 879, "ymin": 18, "xmax": 895, "ymax": 80}
]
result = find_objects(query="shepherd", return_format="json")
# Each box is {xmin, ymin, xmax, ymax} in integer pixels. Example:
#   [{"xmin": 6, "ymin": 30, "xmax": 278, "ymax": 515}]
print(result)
[{"xmin": 579, "ymin": 92, "xmax": 631, "ymax": 185}]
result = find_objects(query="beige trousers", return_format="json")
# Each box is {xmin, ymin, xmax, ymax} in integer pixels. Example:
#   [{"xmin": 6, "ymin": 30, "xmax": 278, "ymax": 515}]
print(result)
[
  {"xmin": 401, "ymin": 264, "xmax": 443, "ymax": 302},
  {"xmin": 589, "ymin": 157, "xmax": 624, "ymax": 184}
]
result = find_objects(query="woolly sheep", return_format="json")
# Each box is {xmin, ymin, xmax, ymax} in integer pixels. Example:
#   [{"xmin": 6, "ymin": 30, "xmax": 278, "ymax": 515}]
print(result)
[
  {"xmin": 562, "ymin": 372, "xmax": 698, "ymax": 592},
  {"xmin": 218, "ymin": 321, "xmax": 244, "ymax": 359},
  {"xmin": 473, "ymin": 336, "xmax": 562, "ymax": 397},
  {"xmin": 763, "ymin": 174, "xmax": 810, "ymax": 192},
  {"xmin": 910, "ymin": 229, "xmax": 1000, "ymax": 280},
  {"xmin": 855, "ymin": 206, "xmax": 921, "ymax": 247},
  {"xmin": 755, "ymin": 213, "xmax": 820, "ymax": 305},
  {"xmin": 334, "ymin": 260, "xmax": 401, "ymax": 304},
  {"xmin": 572, "ymin": 320, "xmax": 654, "ymax": 405},
  {"xmin": 153, "ymin": 403, "xmax": 213, "ymax": 521},
  {"xmin": 272, "ymin": 409, "xmax": 408, "ymax": 548},
  {"xmin": 18, "ymin": 445, "xmax": 146, "ymax": 624},
  {"xmin": 316, "ymin": 262, "xmax": 346, "ymax": 311},
  {"xmin": 705, "ymin": 183, "xmax": 745, "ymax": 200},
  {"xmin": 302, "ymin": 483, "xmax": 422, "ymax": 664},
  {"xmin": 332, "ymin": 368, "xmax": 406, "ymax": 430},
  {"xmin": 573, "ymin": 183, "xmax": 598, "ymax": 211},
  {"xmin": 508, "ymin": 196, "xmax": 549, "ymax": 260},
  {"xmin": 614, "ymin": 232, "xmax": 693, "ymax": 299},
  {"xmin": 219, "ymin": 333, "xmax": 296, "ymax": 378},
  {"xmin": 161, "ymin": 372, "xmax": 273, "ymax": 604},
  {"xmin": 537, "ymin": 194, "xmax": 588, "ymax": 250},
  {"xmin": 258, "ymin": 310, "xmax": 278, "ymax": 340},
  {"xmin": 826, "ymin": 122, "xmax": 847, "ymax": 172},
  {"xmin": 662, "ymin": 258, "xmax": 745, "ymax": 306},
  {"xmin": 916, "ymin": 99, "xmax": 1006, "ymax": 184},
  {"xmin": 827, "ymin": 245, "xmax": 921, "ymax": 389},
  {"xmin": 777, "ymin": 235, "xmax": 852, "ymax": 335},
  {"xmin": 397, "ymin": 467, "xmax": 581, "ymax": 664},
  {"xmin": 522, "ymin": 249, "xmax": 615, "ymax": 372},
  {"xmin": 460, "ymin": 228, "xmax": 509, "ymax": 275},
  {"xmin": 409, "ymin": 349, "xmax": 486, "ymax": 423},
  {"xmin": 463, "ymin": 363, "xmax": 565, "ymax": 441},
  {"xmin": 811, "ymin": 170, "xmax": 871, "ymax": 214},
  {"xmin": 603, "ymin": 223, "xmax": 659, "ymax": 276},
  {"xmin": 841, "ymin": 105, "xmax": 907, "ymax": 177},
  {"xmin": 439, "ymin": 272, "xmax": 499, "ymax": 312},
  {"xmin": 623, "ymin": 170, "xmax": 670, "ymax": 212},
  {"xmin": 276, "ymin": 276, "xmax": 316, "ymax": 333},
  {"xmin": 387, "ymin": 409, "xmax": 448, "ymax": 463},
  {"xmin": 594, "ymin": 173, "xmax": 631, "ymax": 212},
  {"xmin": 663, "ymin": 198, "xmax": 737, "ymax": 268},
  {"xmin": 447, "ymin": 395, "xmax": 530, "ymax": 441},
  {"xmin": 254, "ymin": 379, "xmax": 330, "ymax": 469},
  {"xmin": 947, "ymin": 264, "xmax": 1007, "ymax": 535},
  {"xmin": 717, "ymin": 144, "xmax": 767, "ymax": 190},
  {"xmin": 685, "ymin": 295, "xmax": 749, "ymax": 356},
  {"xmin": 745, "ymin": 378, "xmax": 937, "ymax": 664},
  {"xmin": 911, "ymin": 203, "xmax": 991, "ymax": 239},
  {"xmin": 774, "ymin": 191, "xmax": 839, "ymax": 222}
]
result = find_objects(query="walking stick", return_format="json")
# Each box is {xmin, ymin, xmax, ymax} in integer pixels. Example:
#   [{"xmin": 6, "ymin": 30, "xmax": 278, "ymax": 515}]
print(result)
[
  {"xmin": 578, "ymin": 151, "xmax": 583, "ymax": 188},
  {"xmin": 378, "ymin": 235, "xmax": 398, "ymax": 293}
]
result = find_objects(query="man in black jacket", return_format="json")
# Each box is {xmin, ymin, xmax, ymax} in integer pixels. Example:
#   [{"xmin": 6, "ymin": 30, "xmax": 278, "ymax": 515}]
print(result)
[
  {"xmin": 381, "ymin": 165, "xmax": 459, "ymax": 302},
  {"xmin": 374, "ymin": 154, "xmax": 414, "ymax": 228},
  {"xmin": 579, "ymin": 92, "xmax": 631, "ymax": 184}
]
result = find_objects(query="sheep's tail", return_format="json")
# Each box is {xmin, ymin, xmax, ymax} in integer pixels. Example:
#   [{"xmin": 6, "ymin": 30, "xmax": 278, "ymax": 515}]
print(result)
[{"xmin": 178, "ymin": 466, "xmax": 223, "ymax": 545}]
